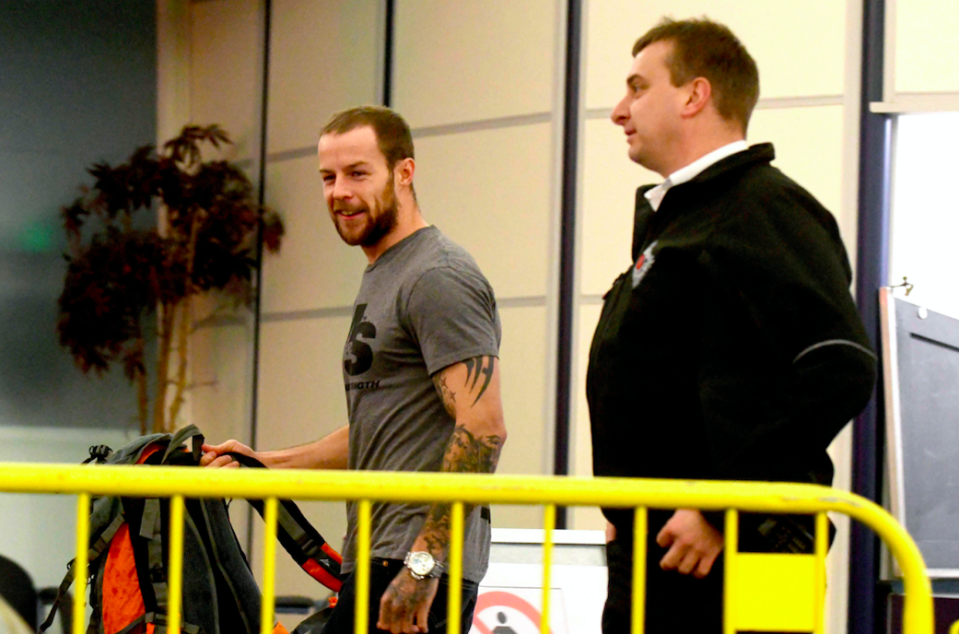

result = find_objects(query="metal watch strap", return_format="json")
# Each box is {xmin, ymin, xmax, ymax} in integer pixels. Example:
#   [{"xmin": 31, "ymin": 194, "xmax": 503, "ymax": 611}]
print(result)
[{"xmin": 404, "ymin": 551, "xmax": 443, "ymax": 580}]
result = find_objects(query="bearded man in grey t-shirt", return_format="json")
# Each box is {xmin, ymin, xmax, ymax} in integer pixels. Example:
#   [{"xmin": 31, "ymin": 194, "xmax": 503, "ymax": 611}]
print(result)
[{"xmin": 202, "ymin": 106, "xmax": 506, "ymax": 634}]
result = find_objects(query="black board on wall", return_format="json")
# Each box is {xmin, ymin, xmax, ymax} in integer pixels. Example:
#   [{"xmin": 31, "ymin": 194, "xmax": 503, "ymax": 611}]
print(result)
[{"xmin": 880, "ymin": 288, "xmax": 959, "ymax": 577}]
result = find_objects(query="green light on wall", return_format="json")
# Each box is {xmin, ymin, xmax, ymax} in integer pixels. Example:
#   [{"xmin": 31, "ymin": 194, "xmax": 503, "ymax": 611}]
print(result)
[{"xmin": 19, "ymin": 223, "xmax": 56, "ymax": 253}]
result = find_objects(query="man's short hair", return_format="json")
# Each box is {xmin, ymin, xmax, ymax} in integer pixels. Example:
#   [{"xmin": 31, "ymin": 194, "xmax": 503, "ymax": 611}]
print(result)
[
  {"xmin": 633, "ymin": 17, "xmax": 760, "ymax": 132},
  {"xmin": 321, "ymin": 106, "xmax": 415, "ymax": 169}
]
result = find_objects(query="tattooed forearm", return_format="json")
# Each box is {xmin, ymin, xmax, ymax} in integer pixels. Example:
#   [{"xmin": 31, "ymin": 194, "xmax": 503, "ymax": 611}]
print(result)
[
  {"xmin": 432, "ymin": 373, "xmax": 456, "ymax": 418},
  {"xmin": 443, "ymin": 424, "xmax": 503, "ymax": 474},
  {"xmin": 463, "ymin": 355, "xmax": 495, "ymax": 406},
  {"xmin": 418, "ymin": 356, "xmax": 504, "ymax": 564},
  {"xmin": 419, "ymin": 425, "xmax": 503, "ymax": 555}
]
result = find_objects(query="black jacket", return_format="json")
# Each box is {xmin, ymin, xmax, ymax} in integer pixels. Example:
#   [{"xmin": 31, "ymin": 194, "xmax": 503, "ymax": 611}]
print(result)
[{"xmin": 587, "ymin": 144, "xmax": 877, "ymax": 530}]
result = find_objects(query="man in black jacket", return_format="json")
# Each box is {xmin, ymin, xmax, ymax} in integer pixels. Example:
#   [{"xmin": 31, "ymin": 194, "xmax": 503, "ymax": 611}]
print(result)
[{"xmin": 588, "ymin": 17, "xmax": 877, "ymax": 633}]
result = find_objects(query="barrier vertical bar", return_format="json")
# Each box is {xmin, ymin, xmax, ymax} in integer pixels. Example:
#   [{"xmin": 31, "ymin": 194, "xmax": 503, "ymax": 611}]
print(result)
[
  {"xmin": 261, "ymin": 497, "xmax": 279, "ymax": 634},
  {"xmin": 541, "ymin": 504, "xmax": 555, "ymax": 634},
  {"xmin": 355, "ymin": 500, "xmax": 372, "ymax": 634},
  {"xmin": 631, "ymin": 507, "xmax": 647, "ymax": 634},
  {"xmin": 168, "ymin": 495, "xmax": 186, "ymax": 634},
  {"xmin": 723, "ymin": 509, "xmax": 738, "ymax": 634},
  {"xmin": 447, "ymin": 502, "xmax": 465, "ymax": 634},
  {"xmin": 72, "ymin": 493, "xmax": 90, "ymax": 634},
  {"xmin": 814, "ymin": 512, "xmax": 828, "ymax": 634}
]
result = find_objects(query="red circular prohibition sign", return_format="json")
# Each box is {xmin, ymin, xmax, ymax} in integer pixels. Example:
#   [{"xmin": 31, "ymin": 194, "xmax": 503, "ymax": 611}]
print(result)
[{"xmin": 471, "ymin": 590, "xmax": 554, "ymax": 634}]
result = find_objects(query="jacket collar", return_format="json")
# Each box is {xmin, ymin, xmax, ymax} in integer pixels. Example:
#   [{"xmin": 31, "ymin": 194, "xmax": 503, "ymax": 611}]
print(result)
[
  {"xmin": 630, "ymin": 143, "xmax": 776, "ymax": 261},
  {"xmin": 638, "ymin": 143, "xmax": 775, "ymax": 201}
]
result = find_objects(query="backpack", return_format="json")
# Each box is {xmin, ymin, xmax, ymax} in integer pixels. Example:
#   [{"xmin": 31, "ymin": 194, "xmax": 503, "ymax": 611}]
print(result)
[{"xmin": 40, "ymin": 425, "xmax": 342, "ymax": 634}]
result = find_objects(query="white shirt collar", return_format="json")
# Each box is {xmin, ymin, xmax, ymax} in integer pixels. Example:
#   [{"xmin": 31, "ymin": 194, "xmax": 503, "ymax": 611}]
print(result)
[{"xmin": 644, "ymin": 140, "xmax": 749, "ymax": 212}]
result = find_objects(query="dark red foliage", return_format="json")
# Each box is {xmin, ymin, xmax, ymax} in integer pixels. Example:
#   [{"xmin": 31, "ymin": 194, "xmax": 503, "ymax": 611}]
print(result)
[{"xmin": 57, "ymin": 124, "xmax": 285, "ymax": 380}]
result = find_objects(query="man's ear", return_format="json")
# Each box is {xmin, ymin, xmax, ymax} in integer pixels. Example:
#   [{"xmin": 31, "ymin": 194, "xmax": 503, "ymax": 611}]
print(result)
[
  {"xmin": 394, "ymin": 157, "xmax": 415, "ymax": 188},
  {"xmin": 681, "ymin": 77, "xmax": 712, "ymax": 118}
]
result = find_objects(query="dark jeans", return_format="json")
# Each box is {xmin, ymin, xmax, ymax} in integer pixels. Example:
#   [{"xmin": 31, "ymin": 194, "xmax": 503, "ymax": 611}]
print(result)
[{"xmin": 322, "ymin": 558, "xmax": 479, "ymax": 634}]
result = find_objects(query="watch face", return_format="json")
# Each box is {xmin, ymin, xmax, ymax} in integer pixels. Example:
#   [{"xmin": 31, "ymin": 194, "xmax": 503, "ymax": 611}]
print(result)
[{"xmin": 408, "ymin": 551, "xmax": 435, "ymax": 576}]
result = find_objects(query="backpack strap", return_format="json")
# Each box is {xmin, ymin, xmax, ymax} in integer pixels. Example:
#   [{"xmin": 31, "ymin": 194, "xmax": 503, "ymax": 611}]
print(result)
[
  {"xmin": 87, "ymin": 553, "xmax": 108, "ymax": 634},
  {"xmin": 226, "ymin": 453, "xmax": 343, "ymax": 592},
  {"xmin": 38, "ymin": 514, "xmax": 125, "ymax": 633},
  {"xmin": 161, "ymin": 425, "xmax": 204, "ymax": 465}
]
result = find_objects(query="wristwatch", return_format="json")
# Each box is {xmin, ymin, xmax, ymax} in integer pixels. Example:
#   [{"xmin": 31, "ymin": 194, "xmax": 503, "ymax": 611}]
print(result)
[{"xmin": 403, "ymin": 551, "xmax": 443, "ymax": 580}]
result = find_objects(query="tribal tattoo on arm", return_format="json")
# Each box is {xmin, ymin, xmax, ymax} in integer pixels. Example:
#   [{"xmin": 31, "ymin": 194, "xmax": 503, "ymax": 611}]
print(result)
[
  {"xmin": 462, "ymin": 355, "xmax": 495, "ymax": 405},
  {"xmin": 431, "ymin": 354, "xmax": 496, "ymax": 413}
]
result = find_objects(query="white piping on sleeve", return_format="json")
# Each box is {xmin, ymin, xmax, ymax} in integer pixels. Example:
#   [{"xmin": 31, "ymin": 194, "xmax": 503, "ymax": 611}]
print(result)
[{"xmin": 793, "ymin": 339, "xmax": 878, "ymax": 364}]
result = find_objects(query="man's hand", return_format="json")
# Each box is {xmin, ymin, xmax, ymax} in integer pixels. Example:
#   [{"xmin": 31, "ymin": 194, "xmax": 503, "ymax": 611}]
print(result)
[
  {"xmin": 199, "ymin": 427, "xmax": 349, "ymax": 470},
  {"xmin": 199, "ymin": 439, "xmax": 255, "ymax": 469},
  {"xmin": 377, "ymin": 568, "xmax": 440, "ymax": 634},
  {"xmin": 656, "ymin": 509, "xmax": 724, "ymax": 578}
]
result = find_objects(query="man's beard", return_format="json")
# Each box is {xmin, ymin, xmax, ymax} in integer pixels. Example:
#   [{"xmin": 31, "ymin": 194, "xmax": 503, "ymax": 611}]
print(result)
[{"xmin": 334, "ymin": 174, "xmax": 399, "ymax": 248}]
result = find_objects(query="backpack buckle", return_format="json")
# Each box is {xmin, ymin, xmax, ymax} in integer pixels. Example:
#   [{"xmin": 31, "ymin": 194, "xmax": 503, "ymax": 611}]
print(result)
[{"xmin": 86, "ymin": 445, "xmax": 113, "ymax": 464}]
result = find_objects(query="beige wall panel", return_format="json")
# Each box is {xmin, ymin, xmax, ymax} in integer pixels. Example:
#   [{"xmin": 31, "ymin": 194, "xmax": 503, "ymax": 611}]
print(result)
[
  {"xmin": 261, "ymin": 156, "xmax": 368, "ymax": 313},
  {"xmin": 393, "ymin": 0, "xmax": 557, "ymax": 128},
  {"xmin": 580, "ymin": 117, "xmax": 660, "ymax": 297},
  {"xmin": 497, "ymin": 305, "xmax": 549, "ymax": 477},
  {"xmin": 570, "ymin": 303, "xmax": 606, "ymax": 530},
  {"xmin": 257, "ymin": 316, "xmax": 351, "ymax": 447},
  {"xmin": 267, "ymin": 0, "xmax": 380, "ymax": 154},
  {"xmin": 187, "ymin": 319, "xmax": 254, "ymax": 444},
  {"xmin": 585, "ymin": 0, "xmax": 846, "ymax": 110},
  {"xmin": 254, "ymin": 316, "xmax": 351, "ymax": 598},
  {"xmin": 190, "ymin": 0, "xmax": 262, "ymax": 161},
  {"xmin": 895, "ymin": 0, "xmax": 959, "ymax": 93},
  {"xmin": 413, "ymin": 124, "xmax": 554, "ymax": 299},
  {"xmin": 748, "ymin": 105, "xmax": 850, "ymax": 244},
  {"xmin": 492, "ymin": 304, "xmax": 550, "ymax": 529}
]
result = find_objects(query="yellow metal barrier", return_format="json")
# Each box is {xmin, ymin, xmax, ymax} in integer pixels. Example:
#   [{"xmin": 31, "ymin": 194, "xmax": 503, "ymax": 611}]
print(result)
[{"xmin": 0, "ymin": 464, "xmax": 934, "ymax": 634}]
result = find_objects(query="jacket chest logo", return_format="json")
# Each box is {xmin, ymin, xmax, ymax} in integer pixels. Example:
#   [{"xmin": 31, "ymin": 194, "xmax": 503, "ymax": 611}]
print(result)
[{"xmin": 632, "ymin": 240, "xmax": 658, "ymax": 288}]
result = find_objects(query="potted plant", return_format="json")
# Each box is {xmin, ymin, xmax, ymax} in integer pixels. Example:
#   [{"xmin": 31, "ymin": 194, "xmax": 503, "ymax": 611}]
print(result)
[{"xmin": 57, "ymin": 125, "xmax": 284, "ymax": 434}]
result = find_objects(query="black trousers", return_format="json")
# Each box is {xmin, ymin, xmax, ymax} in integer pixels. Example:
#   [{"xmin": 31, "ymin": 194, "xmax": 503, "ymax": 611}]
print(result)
[
  {"xmin": 603, "ymin": 525, "xmax": 724, "ymax": 634},
  {"xmin": 322, "ymin": 558, "xmax": 479, "ymax": 634},
  {"xmin": 603, "ymin": 511, "xmax": 813, "ymax": 634}
]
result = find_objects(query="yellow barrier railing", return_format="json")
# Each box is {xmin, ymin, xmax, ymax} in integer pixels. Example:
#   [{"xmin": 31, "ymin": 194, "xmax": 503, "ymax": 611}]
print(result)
[{"xmin": 0, "ymin": 464, "xmax": 933, "ymax": 634}]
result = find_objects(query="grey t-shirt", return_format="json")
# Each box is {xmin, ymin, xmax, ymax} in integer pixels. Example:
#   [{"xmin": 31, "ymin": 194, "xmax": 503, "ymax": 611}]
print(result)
[{"xmin": 340, "ymin": 226, "xmax": 501, "ymax": 582}]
